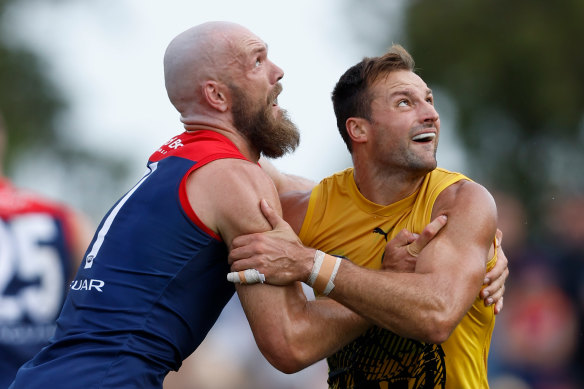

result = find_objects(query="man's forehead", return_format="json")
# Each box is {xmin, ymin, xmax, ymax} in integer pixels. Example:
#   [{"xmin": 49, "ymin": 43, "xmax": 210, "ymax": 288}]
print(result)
[
  {"xmin": 374, "ymin": 70, "xmax": 430, "ymax": 95},
  {"xmin": 242, "ymin": 36, "xmax": 268, "ymax": 54},
  {"xmin": 224, "ymin": 32, "xmax": 266, "ymax": 68}
]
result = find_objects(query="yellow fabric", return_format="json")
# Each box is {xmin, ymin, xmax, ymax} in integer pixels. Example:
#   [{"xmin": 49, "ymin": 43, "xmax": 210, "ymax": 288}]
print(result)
[{"xmin": 299, "ymin": 167, "xmax": 496, "ymax": 389}]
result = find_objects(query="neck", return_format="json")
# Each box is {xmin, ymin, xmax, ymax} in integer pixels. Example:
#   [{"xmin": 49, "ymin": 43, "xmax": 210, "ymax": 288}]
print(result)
[
  {"xmin": 183, "ymin": 120, "xmax": 260, "ymax": 163},
  {"xmin": 352, "ymin": 154, "xmax": 426, "ymax": 206}
]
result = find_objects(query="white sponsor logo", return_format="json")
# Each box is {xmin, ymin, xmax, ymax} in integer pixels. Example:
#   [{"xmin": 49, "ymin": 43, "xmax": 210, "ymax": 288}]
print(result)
[
  {"xmin": 167, "ymin": 138, "xmax": 184, "ymax": 149},
  {"xmin": 70, "ymin": 278, "xmax": 105, "ymax": 292}
]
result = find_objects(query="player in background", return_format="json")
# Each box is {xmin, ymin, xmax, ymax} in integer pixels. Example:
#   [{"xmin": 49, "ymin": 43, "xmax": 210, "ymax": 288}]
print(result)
[{"xmin": 0, "ymin": 112, "xmax": 93, "ymax": 388}]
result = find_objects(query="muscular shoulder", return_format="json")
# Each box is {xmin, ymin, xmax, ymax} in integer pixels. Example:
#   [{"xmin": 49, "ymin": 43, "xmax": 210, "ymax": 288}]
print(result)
[
  {"xmin": 186, "ymin": 158, "xmax": 281, "ymax": 247},
  {"xmin": 434, "ymin": 179, "xmax": 497, "ymax": 250},
  {"xmin": 435, "ymin": 180, "xmax": 495, "ymax": 215},
  {"xmin": 196, "ymin": 158, "xmax": 275, "ymax": 196}
]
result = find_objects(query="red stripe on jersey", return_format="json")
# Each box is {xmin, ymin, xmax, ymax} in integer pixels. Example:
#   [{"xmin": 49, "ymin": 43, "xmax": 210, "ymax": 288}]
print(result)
[
  {"xmin": 150, "ymin": 130, "xmax": 244, "ymax": 163},
  {"xmin": 178, "ymin": 153, "xmax": 249, "ymax": 242},
  {"xmin": 156, "ymin": 130, "xmax": 251, "ymax": 241},
  {"xmin": 0, "ymin": 178, "xmax": 76, "ymax": 253}
]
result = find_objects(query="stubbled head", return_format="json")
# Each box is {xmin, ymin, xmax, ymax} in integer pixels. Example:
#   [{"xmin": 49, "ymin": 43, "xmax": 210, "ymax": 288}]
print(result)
[
  {"xmin": 163, "ymin": 21, "xmax": 241, "ymax": 117},
  {"xmin": 332, "ymin": 44, "xmax": 415, "ymax": 153},
  {"xmin": 163, "ymin": 21, "xmax": 299, "ymax": 158}
]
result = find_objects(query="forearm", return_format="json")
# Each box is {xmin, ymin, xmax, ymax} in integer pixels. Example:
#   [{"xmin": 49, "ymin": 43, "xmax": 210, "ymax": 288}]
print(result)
[
  {"xmin": 311, "ymin": 185, "xmax": 495, "ymax": 343},
  {"xmin": 232, "ymin": 241, "xmax": 466, "ymax": 344},
  {"xmin": 237, "ymin": 282, "xmax": 369, "ymax": 373},
  {"xmin": 325, "ymin": 257, "xmax": 475, "ymax": 344}
]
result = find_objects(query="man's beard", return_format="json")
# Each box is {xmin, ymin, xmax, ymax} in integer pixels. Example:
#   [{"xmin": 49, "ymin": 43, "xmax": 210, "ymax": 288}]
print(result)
[{"xmin": 230, "ymin": 83, "xmax": 300, "ymax": 158}]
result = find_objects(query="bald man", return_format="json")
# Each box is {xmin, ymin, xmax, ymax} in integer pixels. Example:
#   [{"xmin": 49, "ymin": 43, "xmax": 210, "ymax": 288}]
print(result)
[{"xmin": 8, "ymin": 21, "xmax": 303, "ymax": 389}]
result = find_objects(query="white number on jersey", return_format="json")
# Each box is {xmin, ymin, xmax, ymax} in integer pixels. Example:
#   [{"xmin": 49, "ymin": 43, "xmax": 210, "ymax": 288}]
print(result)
[
  {"xmin": 84, "ymin": 162, "xmax": 158, "ymax": 269},
  {"xmin": 0, "ymin": 214, "xmax": 65, "ymax": 324}
]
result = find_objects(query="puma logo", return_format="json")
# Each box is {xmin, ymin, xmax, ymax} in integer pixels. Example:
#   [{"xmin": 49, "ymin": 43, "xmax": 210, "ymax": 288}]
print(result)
[
  {"xmin": 373, "ymin": 226, "xmax": 394, "ymax": 263},
  {"xmin": 373, "ymin": 226, "xmax": 394, "ymax": 241}
]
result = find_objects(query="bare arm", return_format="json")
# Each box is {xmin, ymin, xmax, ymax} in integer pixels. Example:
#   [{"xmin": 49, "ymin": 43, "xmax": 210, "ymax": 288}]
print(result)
[
  {"xmin": 245, "ymin": 163, "xmax": 507, "ymax": 312},
  {"xmin": 230, "ymin": 180, "xmax": 498, "ymax": 344},
  {"xmin": 328, "ymin": 181, "xmax": 496, "ymax": 342},
  {"xmin": 188, "ymin": 158, "xmax": 366, "ymax": 373},
  {"xmin": 336, "ymin": 181, "xmax": 496, "ymax": 342}
]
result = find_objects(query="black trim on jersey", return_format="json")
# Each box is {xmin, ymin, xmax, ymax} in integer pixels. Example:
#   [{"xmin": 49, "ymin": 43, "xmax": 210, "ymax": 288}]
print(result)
[{"xmin": 327, "ymin": 326, "xmax": 446, "ymax": 389}]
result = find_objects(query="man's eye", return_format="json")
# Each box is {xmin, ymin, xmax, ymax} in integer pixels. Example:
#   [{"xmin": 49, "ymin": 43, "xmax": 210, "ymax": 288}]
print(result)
[
  {"xmin": 398, "ymin": 100, "xmax": 409, "ymax": 107},
  {"xmin": 255, "ymin": 58, "xmax": 262, "ymax": 67}
]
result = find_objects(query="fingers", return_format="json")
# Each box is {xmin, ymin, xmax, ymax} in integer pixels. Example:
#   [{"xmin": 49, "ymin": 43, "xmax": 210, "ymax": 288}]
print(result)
[
  {"xmin": 229, "ymin": 235, "xmax": 272, "ymax": 265},
  {"xmin": 480, "ymin": 265, "xmax": 508, "ymax": 301},
  {"xmin": 481, "ymin": 268, "xmax": 507, "ymax": 305},
  {"xmin": 382, "ymin": 228, "xmax": 418, "ymax": 271},
  {"xmin": 483, "ymin": 241, "xmax": 508, "ymax": 285},
  {"xmin": 260, "ymin": 199, "xmax": 284, "ymax": 229},
  {"xmin": 406, "ymin": 243, "xmax": 421, "ymax": 258},
  {"xmin": 228, "ymin": 244, "xmax": 255, "ymax": 265},
  {"xmin": 230, "ymin": 233, "xmax": 259, "ymax": 250},
  {"xmin": 494, "ymin": 297, "xmax": 504, "ymax": 315},
  {"xmin": 481, "ymin": 240, "xmax": 509, "ymax": 309},
  {"xmin": 391, "ymin": 228, "xmax": 418, "ymax": 248},
  {"xmin": 227, "ymin": 269, "xmax": 265, "ymax": 284},
  {"xmin": 407, "ymin": 215, "xmax": 447, "ymax": 257},
  {"xmin": 229, "ymin": 257, "xmax": 260, "ymax": 272},
  {"xmin": 231, "ymin": 200, "xmax": 294, "ymax": 252},
  {"xmin": 495, "ymin": 228, "xmax": 503, "ymax": 246}
]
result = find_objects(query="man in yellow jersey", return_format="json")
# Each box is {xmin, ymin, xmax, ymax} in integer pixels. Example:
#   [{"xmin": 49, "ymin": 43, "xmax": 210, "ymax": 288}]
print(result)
[{"xmin": 229, "ymin": 45, "xmax": 505, "ymax": 388}]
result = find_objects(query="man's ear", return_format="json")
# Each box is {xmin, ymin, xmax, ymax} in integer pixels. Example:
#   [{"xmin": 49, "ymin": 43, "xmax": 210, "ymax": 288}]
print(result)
[
  {"xmin": 346, "ymin": 117, "xmax": 369, "ymax": 145},
  {"xmin": 203, "ymin": 81, "xmax": 229, "ymax": 112}
]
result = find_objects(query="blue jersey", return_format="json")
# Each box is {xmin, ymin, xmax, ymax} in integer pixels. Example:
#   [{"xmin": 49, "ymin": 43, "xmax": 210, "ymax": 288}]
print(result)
[
  {"xmin": 9, "ymin": 130, "xmax": 245, "ymax": 388},
  {"xmin": 0, "ymin": 179, "xmax": 77, "ymax": 388}
]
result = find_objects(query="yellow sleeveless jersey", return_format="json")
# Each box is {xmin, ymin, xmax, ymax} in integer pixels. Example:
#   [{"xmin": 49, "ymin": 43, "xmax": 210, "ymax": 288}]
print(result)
[{"xmin": 299, "ymin": 167, "xmax": 496, "ymax": 389}]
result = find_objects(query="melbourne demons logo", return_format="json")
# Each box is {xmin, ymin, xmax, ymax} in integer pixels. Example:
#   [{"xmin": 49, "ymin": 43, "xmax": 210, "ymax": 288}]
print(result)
[{"xmin": 156, "ymin": 137, "xmax": 184, "ymax": 155}]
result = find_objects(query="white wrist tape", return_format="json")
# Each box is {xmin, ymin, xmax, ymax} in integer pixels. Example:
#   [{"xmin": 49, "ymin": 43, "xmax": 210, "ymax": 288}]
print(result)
[
  {"xmin": 307, "ymin": 250, "xmax": 325, "ymax": 287},
  {"xmin": 308, "ymin": 250, "xmax": 342, "ymax": 296},
  {"xmin": 227, "ymin": 269, "xmax": 265, "ymax": 284}
]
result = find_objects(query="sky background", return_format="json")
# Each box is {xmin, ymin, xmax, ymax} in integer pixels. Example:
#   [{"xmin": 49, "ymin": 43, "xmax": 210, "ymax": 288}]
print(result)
[
  {"xmin": 3, "ymin": 1, "xmax": 466, "ymax": 387},
  {"xmin": 6, "ymin": 0, "xmax": 464, "ymax": 207},
  {"xmin": 7, "ymin": 0, "xmax": 363, "ymax": 185}
]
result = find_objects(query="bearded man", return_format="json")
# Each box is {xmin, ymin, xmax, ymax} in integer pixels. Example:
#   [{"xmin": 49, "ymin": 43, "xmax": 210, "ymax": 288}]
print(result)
[{"xmin": 8, "ymin": 21, "xmax": 301, "ymax": 389}]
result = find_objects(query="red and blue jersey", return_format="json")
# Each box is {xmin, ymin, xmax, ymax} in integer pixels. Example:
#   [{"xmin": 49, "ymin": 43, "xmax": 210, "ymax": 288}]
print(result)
[
  {"xmin": 10, "ymin": 130, "xmax": 247, "ymax": 388},
  {"xmin": 0, "ymin": 178, "xmax": 77, "ymax": 388}
]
